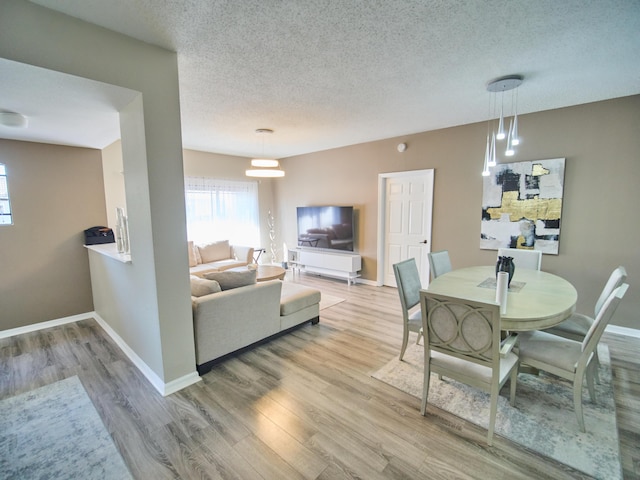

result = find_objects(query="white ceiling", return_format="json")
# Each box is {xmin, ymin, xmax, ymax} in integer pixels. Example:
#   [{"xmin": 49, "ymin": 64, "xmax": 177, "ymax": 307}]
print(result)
[{"xmin": 2, "ymin": 0, "xmax": 640, "ymax": 158}]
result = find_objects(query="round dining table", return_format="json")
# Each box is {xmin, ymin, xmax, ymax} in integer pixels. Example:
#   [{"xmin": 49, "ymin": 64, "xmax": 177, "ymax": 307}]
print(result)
[{"xmin": 423, "ymin": 265, "xmax": 578, "ymax": 331}]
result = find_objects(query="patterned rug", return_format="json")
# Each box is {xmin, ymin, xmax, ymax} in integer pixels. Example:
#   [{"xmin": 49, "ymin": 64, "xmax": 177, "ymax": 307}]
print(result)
[
  {"xmin": 0, "ymin": 376, "xmax": 132, "ymax": 479},
  {"xmin": 372, "ymin": 343, "xmax": 620, "ymax": 480},
  {"xmin": 320, "ymin": 294, "xmax": 345, "ymax": 310}
]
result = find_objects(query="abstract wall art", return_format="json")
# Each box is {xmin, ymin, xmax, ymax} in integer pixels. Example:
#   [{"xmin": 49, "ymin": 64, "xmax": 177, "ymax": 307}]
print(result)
[{"xmin": 481, "ymin": 158, "xmax": 565, "ymax": 254}]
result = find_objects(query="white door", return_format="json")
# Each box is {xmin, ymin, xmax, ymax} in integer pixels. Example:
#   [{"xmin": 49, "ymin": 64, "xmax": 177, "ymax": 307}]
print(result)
[{"xmin": 378, "ymin": 170, "xmax": 434, "ymax": 288}]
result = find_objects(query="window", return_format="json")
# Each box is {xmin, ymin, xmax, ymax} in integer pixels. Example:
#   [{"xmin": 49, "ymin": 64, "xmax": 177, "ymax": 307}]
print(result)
[
  {"xmin": 184, "ymin": 177, "xmax": 260, "ymax": 246},
  {"xmin": 0, "ymin": 164, "xmax": 12, "ymax": 225}
]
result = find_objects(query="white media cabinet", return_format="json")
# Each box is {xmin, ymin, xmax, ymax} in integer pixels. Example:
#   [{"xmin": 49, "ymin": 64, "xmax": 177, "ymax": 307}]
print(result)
[{"xmin": 289, "ymin": 248, "xmax": 361, "ymax": 285}]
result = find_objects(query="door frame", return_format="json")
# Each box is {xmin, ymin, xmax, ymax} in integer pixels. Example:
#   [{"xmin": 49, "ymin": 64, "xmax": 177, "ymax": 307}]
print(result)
[{"xmin": 376, "ymin": 169, "xmax": 434, "ymax": 286}]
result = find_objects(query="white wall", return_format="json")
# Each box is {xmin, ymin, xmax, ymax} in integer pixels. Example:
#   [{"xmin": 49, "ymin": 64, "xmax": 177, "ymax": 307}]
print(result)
[{"xmin": 101, "ymin": 140, "xmax": 126, "ymax": 229}]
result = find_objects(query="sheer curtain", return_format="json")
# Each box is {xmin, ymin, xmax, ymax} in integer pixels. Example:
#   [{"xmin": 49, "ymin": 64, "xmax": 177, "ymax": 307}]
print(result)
[{"xmin": 184, "ymin": 177, "xmax": 260, "ymax": 246}]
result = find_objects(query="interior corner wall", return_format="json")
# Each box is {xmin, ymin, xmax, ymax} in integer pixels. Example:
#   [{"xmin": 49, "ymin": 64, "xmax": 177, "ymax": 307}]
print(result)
[
  {"xmin": 276, "ymin": 96, "xmax": 640, "ymax": 329},
  {"xmin": 101, "ymin": 140, "xmax": 126, "ymax": 230},
  {"xmin": 0, "ymin": 0, "xmax": 196, "ymax": 384},
  {"xmin": 182, "ymin": 149, "xmax": 276, "ymax": 255},
  {"xmin": 0, "ymin": 139, "xmax": 105, "ymax": 329}
]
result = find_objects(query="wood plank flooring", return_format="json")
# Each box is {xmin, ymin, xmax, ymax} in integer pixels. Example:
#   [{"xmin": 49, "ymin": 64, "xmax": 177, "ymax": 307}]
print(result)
[{"xmin": 1, "ymin": 273, "xmax": 638, "ymax": 479}]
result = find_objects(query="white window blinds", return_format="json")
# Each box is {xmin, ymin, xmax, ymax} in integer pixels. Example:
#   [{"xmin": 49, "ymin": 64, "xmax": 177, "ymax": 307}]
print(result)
[{"xmin": 184, "ymin": 177, "xmax": 260, "ymax": 246}]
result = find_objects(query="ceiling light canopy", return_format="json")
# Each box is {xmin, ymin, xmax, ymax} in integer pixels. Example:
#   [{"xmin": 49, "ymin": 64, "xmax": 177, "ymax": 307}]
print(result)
[
  {"xmin": 246, "ymin": 128, "xmax": 285, "ymax": 178},
  {"xmin": 0, "ymin": 111, "xmax": 28, "ymax": 128},
  {"xmin": 482, "ymin": 75, "xmax": 523, "ymax": 176}
]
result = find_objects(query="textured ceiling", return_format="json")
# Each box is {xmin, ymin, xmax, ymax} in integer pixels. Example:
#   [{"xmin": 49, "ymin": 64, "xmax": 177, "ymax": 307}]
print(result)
[{"xmin": 3, "ymin": 0, "xmax": 640, "ymax": 157}]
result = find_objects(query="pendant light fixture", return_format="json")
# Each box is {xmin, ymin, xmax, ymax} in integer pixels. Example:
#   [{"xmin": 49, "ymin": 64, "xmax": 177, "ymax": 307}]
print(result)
[
  {"xmin": 245, "ymin": 128, "xmax": 285, "ymax": 177},
  {"xmin": 483, "ymin": 75, "xmax": 523, "ymax": 175}
]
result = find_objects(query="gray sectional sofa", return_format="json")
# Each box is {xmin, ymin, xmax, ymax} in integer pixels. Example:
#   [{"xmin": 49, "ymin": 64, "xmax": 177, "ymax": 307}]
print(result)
[{"xmin": 190, "ymin": 272, "xmax": 321, "ymax": 374}]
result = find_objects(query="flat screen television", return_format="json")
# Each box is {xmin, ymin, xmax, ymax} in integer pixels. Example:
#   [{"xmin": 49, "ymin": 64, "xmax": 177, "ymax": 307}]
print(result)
[{"xmin": 296, "ymin": 206, "xmax": 354, "ymax": 251}]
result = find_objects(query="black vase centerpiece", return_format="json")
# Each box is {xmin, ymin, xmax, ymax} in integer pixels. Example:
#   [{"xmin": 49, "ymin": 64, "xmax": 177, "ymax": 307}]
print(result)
[{"xmin": 496, "ymin": 256, "xmax": 515, "ymax": 287}]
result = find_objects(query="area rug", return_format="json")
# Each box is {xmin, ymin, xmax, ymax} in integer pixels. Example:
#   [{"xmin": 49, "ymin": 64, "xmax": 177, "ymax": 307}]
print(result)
[
  {"xmin": 320, "ymin": 294, "xmax": 345, "ymax": 310},
  {"xmin": 372, "ymin": 343, "xmax": 620, "ymax": 480},
  {"xmin": 0, "ymin": 376, "xmax": 133, "ymax": 480}
]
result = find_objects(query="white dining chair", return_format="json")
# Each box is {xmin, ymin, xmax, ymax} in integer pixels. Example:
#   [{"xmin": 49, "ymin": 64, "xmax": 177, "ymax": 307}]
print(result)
[
  {"xmin": 420, "ymin": 291, "xmax": 519, "ymax": 445},
  {"xmin": 516, "ymin": 283, "xmax": 628, "ymax": 432},
  {"xmin": 427, "ymin": 250, "xmax": 452, "ymax": 280},
  {"xmin": 497, "ymin": 248, "xmax": 542, "ymax": 271}
]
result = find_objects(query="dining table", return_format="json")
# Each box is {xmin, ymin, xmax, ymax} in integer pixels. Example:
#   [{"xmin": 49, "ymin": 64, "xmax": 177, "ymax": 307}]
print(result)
[{"xmin": 423, "ymin": 265, "xmax": 578, "ymax": 331}]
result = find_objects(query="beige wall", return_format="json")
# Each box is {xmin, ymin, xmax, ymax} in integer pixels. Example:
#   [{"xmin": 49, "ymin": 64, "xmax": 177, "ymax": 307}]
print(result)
[
  {"xmin": 182, "ymin": 149, "xmax": 277, "ymax": 256},
  {"xmin": 276, "ymin": 96, "xmax": 640, "ymax": 329},
  {"xmin": 0, "ymin": 139, "xmax": 106, "ymax": 329}
]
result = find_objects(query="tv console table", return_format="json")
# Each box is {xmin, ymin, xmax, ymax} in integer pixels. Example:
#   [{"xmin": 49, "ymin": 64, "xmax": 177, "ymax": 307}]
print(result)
[{"xmin": 289, "ymin": 248, "xmax": 361, "ymax": 285}]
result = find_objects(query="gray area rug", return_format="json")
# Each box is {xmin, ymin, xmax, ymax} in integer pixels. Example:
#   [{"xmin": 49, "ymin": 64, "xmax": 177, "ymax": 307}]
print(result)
[
  {"xmin": 319, "ymin": 294, "xmax": 345, "ymax": 310},
  {"xmin": 0, "ymin": 376, "xmax": 133, "ymax": 480},
  {"xmin": 372, "ymin": 343, "xmax": 620, "ymax": 480}
]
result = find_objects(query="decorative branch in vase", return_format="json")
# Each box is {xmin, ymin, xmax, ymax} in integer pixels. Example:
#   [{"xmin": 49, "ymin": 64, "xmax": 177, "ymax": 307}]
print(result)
[
  {"xmin": 268, "ymin": 209, "xmax": 277, "ymax": 264},
  {"xmin": 115, "ymin": 207, "xmax": 130, "ymax": 255}
]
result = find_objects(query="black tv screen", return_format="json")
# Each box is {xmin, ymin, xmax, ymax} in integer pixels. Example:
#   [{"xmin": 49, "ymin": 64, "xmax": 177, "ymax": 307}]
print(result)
[{"xmin": 296, "ymin": 206, "xmax": 354, "ymax": 251}]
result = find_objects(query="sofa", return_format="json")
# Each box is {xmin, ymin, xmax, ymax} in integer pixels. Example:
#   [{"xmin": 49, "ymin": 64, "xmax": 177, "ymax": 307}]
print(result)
[
  {"xmin": 188, "ymin": 240, "xmax": 254, "ymax": 277},
  {"xmin": 190, "ymin": 270, "xmax": 321, "ymax": 374}
]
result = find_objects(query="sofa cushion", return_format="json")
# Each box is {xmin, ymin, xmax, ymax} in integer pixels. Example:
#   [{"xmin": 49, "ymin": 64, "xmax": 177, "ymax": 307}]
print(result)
[
  {"xmin": 198, "ymin": 240, "xmax": 231, "ymax": 263},
  {"xmin": 187, "ymin": 241, "xmax": 198, "ymax": 267},
  {"xmin": 204, "ymin": 269, "xmax": 257, "ymax": 290},
  {"xmin": 205, "ymin": 259, "xmax": 248, "ymax": 271},
  {"xmin": 280, "ymin": 282, "xmax": 322, "ymax": 316},
  {"xmin": 190, "ymin": 275, "xmax": 222, "ymax": 297}
]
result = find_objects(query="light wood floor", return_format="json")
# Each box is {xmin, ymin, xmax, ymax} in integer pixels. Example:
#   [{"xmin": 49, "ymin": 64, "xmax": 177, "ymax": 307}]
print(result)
[{"xmin": 1, "ymin": 273, "xmax": 638, "ymax": 479}]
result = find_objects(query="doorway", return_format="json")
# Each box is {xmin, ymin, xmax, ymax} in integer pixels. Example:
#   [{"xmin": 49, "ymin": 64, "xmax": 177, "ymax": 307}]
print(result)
[{"xmin": 377, "ymin": 169, "xmax": 434, "ymax": 287}]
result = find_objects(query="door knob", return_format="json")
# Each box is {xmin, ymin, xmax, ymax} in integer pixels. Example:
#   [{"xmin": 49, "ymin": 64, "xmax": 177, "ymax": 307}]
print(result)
[{"xmin": 420, "ymin": 240, "xmax": 428, "ymax": 244}]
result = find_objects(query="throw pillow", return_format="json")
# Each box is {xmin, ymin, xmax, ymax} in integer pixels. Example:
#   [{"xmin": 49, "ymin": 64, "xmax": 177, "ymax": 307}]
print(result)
[
  {"xmin": 204, "ymin": 269, "xmax": 257, "ymax": 290},
  {"xmin": 198, "ymin": 240, "xmax": 230, "ymax": 263},
  {"xmin": 187, "ymin": 241, "xmax": 198, "ymax": 267},
  {"xmin": 190, "ymin": 276, "xmax": 222, "ymax": 297}
]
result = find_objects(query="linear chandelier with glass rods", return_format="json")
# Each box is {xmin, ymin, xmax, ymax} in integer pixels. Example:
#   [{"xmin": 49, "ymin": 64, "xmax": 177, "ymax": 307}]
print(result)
[{"xmin": 482, "ymin": 75, "xmax": 523, "ymax": 176}]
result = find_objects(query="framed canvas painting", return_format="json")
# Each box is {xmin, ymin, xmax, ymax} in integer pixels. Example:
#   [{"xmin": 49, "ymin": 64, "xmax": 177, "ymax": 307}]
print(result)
[{"xmin": 480, "ymin": 158, "xmax": 565, "ymax": 254}]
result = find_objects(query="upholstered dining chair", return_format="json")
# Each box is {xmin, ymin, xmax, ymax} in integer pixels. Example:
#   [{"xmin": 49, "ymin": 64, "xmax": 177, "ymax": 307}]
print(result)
[
  {"xmin": 497, "ymin": 248, "xmax": 542, "ymax": 271},
  {"xmin": 546, "ymin": 266, "xmax": 627, "ymax": 342},
  {"xmin": 516, "ymin": 283, "xmax": 628, "ymax": 432},
  {"xmin": 545, "ymin": 266, "xmax": 627, "ymax": 381},
  {"xmin": 393, "ymin": 258, "xmax": 423, "ymax": 361},
  {"xmin": 420, "ymin": 292, "xmax": 519, "ymax": 445},
  {"xmin": 427, "ymin": 250, "xmax": 452, "ymax": 280}
]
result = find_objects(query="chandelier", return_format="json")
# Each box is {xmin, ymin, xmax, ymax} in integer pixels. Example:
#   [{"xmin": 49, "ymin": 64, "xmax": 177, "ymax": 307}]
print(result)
[
  {"xmin": 482, "ymin": 75, "xmax": 523, "ymax": 176},
  {"xmin": 245, "ymin": 128, "xmax": 285, "ymax": 178}
]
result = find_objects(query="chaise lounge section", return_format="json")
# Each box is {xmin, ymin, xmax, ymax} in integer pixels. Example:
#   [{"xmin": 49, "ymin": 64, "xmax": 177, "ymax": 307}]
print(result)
[{"xmin": 190, "ymin": 272, "xmax": 321, "ymax": 374}]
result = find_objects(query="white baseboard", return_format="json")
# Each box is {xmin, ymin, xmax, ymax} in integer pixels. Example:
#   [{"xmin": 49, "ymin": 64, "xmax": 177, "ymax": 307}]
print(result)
[
  {"xmin": 92, "ymin": 313, "xmax": 201, "ymax": 396},
  {"xmin": 0, "ymin": 311, "xmax": 201, "ymax": 396},
  {"xmin": 0, "ymin": 312, "xmax": 93, "ymax": 339}
]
